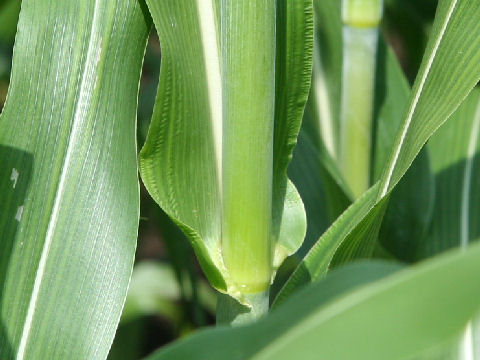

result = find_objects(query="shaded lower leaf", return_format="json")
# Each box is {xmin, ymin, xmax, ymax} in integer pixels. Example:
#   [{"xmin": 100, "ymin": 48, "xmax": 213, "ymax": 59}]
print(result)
[
  {"xmin": 420, "ymin": 88, "xmax": 480, "ymax": 257},
  {"xmin": 147, "ymin": 243, "xmax": 480, "ymax": 360}
]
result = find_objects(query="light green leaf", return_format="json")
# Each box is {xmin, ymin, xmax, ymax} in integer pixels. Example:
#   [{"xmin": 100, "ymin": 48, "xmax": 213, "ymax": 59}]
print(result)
[
  {"xmin": 277, "ymin": 0, "xmax": 480, "ymax": 303},
  {"xmin": 146, "ymin": 243, "xmax": 480, "ymax": 360},
  {"xmin": 0, "ymin": 1, "xmax": 150, "ymax": 359},
  {"xmin": 139, "ymin": 0, "xmax": 312, "ymax": 302}
]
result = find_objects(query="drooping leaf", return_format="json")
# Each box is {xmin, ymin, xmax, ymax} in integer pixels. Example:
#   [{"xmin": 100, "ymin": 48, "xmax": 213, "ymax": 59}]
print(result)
[
  {"xmin": 146, "ymin": 243, "xmax": 480, "ymax": 360},
  {"xmin": 0, "ymin": 0, "xmax": 150, "ymax": 358},
  {"xmin": 277, "ymin": 0, "xmax": 480, "ymax": 303},
  {"xmin": 139, "ymin": 0, "xmax": 312, "ymax": 302}
]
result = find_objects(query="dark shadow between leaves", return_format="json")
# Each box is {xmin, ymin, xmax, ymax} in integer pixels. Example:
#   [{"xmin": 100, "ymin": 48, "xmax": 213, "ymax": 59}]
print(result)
[
  {"xmin": 416, "ymin": 152, "xmax": 480, "ymax": 260},
  {"xmin": 0, "ymin": 145, "xmax": 33, "ymax": 360}
]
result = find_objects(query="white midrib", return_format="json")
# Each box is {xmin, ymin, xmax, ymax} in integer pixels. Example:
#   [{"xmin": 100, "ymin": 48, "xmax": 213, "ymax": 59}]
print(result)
[
  {"xmin": 379, "ymin": 0, "xmax": 458, "ymax": 198},
  {"xmin": 459, "ymin": 99, "xmax": 480, "ymax": 360},
  {"xmin": 16, "ymin": 1, "xmax": 102, "ymax": 358},
  {"xmin": 196, "ymin": 0, "xmax": 223, "ymax": 190}
]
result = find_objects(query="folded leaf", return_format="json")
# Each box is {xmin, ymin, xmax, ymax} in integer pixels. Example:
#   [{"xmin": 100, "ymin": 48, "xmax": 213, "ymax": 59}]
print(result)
[{"xmin": 139, "ymin": 0, "xmax": 312, "ymax": 303}]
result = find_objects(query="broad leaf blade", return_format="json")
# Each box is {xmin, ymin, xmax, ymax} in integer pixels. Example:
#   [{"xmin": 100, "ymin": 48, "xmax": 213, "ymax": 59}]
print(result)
[
  {"xmin": 0, "ymin": 0, "xmax": 150, "ymax": 358},
  {"xmin": 146, "ymin": 243, "xmax": 480, "ymax": 360}
]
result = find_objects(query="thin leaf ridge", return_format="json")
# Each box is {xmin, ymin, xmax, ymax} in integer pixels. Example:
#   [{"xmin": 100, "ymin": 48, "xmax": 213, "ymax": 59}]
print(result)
[{"xmin": 378, "ymin": 0, "xmax": 459, "ymax": 198}]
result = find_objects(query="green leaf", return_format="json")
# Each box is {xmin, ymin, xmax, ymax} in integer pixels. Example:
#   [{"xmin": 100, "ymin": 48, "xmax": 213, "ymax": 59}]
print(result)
[
  {"xmin": 139, "ymin": 0, "xmax": 312, "ymax": 302},
  {"xmin": 280, "ymin": 36, "xmax": 413, "ymax": 302},
  {"xmin": 377, "ymin": 0, "xmax": 480, "ymax": 198},
  {"xmin": 419, "ymin": 87, "xmax": 480, "ymax": 257},
  {"xmin": 288, "ymin": 130, "xmax": 350, "ymax": 258},
  {"xmin": 146, "ymin": 243, "xmax": 480, "ymax": 360},
  {"xmin": 292, "ymin": 0, "xmax": 429, "ymax": 264},
  {"xmin": 417, "ymin": 88, "xmax": 480, "ymax": 359},
  {"xmin": 0, "ymin": 1, "xmax": 150, "ymax": 358},
  {"xmin": 374, "ymin": 41, "xmax": 435, "ymax": 263},
  {"xmin": 287, "ymin": 0, "xmax": 351, "ymax": 260},
  {"xmin": 277, "ymin": 0, "xmax": 480, "ymax": 303}
]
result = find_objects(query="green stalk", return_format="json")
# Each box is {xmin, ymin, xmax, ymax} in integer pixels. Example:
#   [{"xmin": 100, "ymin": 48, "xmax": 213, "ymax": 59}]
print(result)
[
  {"xmin": 220, "ymin": 0, "xmax": 276, "ymax": 321},
  {"xmin": 339, "ymin": 0, "xmax": 383, "ymax": 198},
  {"xmin": 216, "ymin": 291, "xmax": 269, "ymax": 325}
]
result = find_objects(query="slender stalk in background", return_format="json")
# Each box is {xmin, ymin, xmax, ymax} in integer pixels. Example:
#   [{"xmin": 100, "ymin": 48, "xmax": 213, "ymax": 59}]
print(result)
[
  {"xmin": 339, "ymin": 0, "xmax": 383, "ymax": 198},
  {"xmin": 219, "ymin": 0, "xmax": 276, "ymax": 324},
  {"xmin": 313, "ymin": 37, "xmax": 337, "ymax": 159}
]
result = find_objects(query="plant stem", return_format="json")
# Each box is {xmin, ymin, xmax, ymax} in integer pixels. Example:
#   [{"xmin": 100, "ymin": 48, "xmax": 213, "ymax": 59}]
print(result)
[
  {"xmin": 339, "ymin": 0, "xmax": 383, "ymax": 198},
  {"xmin": 216, "ymin": 291, "xmax": 269, "ymax": 326},
  {"xmin": 221, "ymin": 0, "xmax": 276, "ymax": 294}
]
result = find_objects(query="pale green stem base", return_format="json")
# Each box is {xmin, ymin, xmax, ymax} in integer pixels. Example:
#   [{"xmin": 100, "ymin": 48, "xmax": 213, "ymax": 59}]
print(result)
[{"xmin": 216, "ymin": 291, "xmax": 269, "ymax": 326}]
